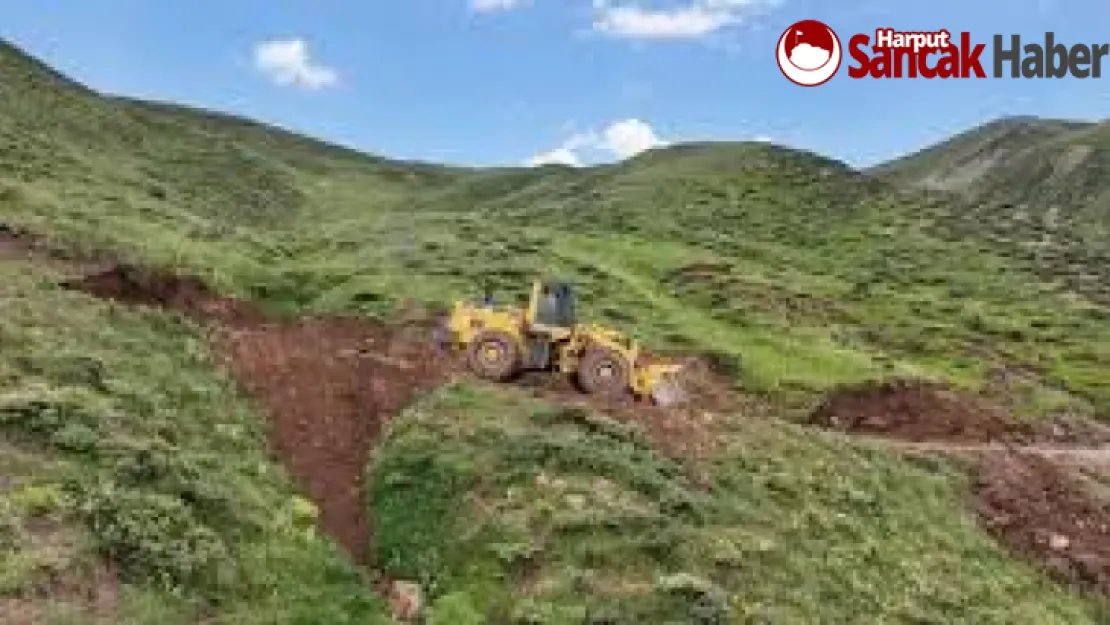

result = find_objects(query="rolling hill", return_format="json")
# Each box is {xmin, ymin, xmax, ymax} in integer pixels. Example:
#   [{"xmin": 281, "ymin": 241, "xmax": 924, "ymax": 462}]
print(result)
[
  {"xmin": 3, "ymin": 38, "xmax": 1110, "ymax": 624},
  {"xmin": 870, "ymin": 115, "xmax": 1110, "ymax": 206},
  {"xmin": 871, "ymin": 116, "xmax": 1110, "ymax": 306}
]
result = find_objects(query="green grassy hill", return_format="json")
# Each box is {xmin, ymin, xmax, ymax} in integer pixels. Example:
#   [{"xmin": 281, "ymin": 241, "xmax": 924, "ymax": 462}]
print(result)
[
  {"xmin": 3, "ymin": 39, "xmax": 1110, "ymax": 623},
  {"xmin": 871, "ymin": 116, "xmax": 1110, "ymax": 306},
  {"xmin": 870, "ymin": 116, "xmax": 1109, "ymax": 206}
]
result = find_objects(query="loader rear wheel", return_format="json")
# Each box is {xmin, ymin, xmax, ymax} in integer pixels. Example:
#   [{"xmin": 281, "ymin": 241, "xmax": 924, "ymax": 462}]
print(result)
[
  {"xmin": 467, "ymin": 331, "xmax": 521, "ymax": 382},
  {"xmin": 576, "ymin": 347, "xmax": 630, "ymax": 398}
]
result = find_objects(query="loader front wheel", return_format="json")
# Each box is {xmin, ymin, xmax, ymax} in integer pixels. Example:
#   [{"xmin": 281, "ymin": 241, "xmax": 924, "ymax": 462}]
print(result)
[
  {"xmin": 467, "ymin": 331, "xmax": 521, "ymax": 382},
  {"xmin": 576, "ymin": 348, "xmax": 630, "ymax": 398}
]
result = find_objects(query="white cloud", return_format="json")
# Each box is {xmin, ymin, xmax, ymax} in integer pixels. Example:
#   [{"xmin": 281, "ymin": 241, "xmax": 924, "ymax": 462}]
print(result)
[
  {"xmin": 253, "ymin": 38, "xmax": 339, "ymax": 90},
  {"xmin": 527, "ymin": 146, "xmax": 582, "ymax": 167},
  {"xmin": 600, "ymin": 118, "xmax": 663, "ymax": 158},
  {"xmin": 789, "ymin": 43, "xmax": 830, "ymax": 70},
  {"xmin": 592, "ymin": 0, "xmax": 778, "ymax": 40},
  {"xmin": 471, "ymin": 0, "xmax": 529, "ymax": 12},
  {"xmin": 526, "ymin": 118, "xmax": 665, "ymax": 166}
]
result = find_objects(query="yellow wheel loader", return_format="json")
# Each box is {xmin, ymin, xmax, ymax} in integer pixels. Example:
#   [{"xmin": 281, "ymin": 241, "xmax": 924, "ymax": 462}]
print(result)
[{"xmin": 435, "ymin": 279, "xmax": 688, "ymax": 406}]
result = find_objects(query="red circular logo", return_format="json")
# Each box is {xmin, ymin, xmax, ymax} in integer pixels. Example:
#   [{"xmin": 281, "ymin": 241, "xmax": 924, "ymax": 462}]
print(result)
[{"xmin": 776, "ymin": 20, "xmax": 842, "ymax": 86}]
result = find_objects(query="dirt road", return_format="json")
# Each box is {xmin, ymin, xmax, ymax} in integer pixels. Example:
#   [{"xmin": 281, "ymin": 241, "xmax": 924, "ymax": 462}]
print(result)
[
  {"xmin": 860, "ymin": 437, "xmax": 1110, "ymax": 468},
  {"xmin": 811, "ymin": 379, "xmax": 1110, "ymax": 599}
]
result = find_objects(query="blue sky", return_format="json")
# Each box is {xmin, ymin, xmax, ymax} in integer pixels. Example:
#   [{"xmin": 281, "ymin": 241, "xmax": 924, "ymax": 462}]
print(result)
[{"xmin": 2, "ymin": 0, "xmax": 1108, "ymax": 168}]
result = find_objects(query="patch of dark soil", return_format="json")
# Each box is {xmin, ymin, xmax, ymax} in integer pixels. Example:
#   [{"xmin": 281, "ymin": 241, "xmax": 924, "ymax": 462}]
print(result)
[
  {"xmin": 65, "ymin": 262, "xmax": 741, "ymax": 562},
  {"xmin": 810, "ymin": 378, "xmax": 1110, "ymax": 448},
  {"xmin": 66, "ymin": 264, "xmax": 454, "ymax": 565},
  {"xmin": 509, "ymin": 356, "xmax": 734, "ymax": 458},
  {"xmin": 972, "ymin": 451, "xmax": 1110, "ymax": 597},
  {"xmin": 215, "ymin": 317, "xmax": 451, "ymax": 563},
  {"xmin": 64, "ymin": 263, "xmax": 265, "ymax": 326},
  {"xmin": 809, "ymin": 379, "xmax": 1039, "ymax": 444}
]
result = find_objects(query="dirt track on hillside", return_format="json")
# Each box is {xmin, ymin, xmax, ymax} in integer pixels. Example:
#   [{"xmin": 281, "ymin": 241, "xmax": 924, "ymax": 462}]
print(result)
[
  {"xmin": 64, "ymin": 262, "xmax": 453, "ymax": 563},
  {"xmin": 59, "ymin": 259, "xmax": 728, "ymax": 564},
  {"xmin": 809, "ymin": 377, "xmax": 1110, "ymax": 599}
]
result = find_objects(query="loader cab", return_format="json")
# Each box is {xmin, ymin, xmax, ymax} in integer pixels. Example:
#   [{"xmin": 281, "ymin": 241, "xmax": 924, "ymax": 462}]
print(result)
[{"xmin": 528, "ymin": 280, "xmax": 576, "ymax": 331}]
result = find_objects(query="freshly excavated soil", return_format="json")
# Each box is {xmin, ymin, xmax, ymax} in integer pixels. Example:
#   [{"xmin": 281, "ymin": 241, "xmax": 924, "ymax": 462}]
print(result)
[
  {"xmin": 1029, "ymin": 416, "xmax": 1110, "ymax": 448},
  {"xmin": 512, "ymin": 356, "xmax": 729, "ymax": 458},
  {"xmin": 56, "ymin": 262, "xmax": 1110, "ymax": 605},
  {"xmin": 63, "ymin": 262, "xmax": 730, "ymax": 562},
  {"xmin": 811, "ymin": 377, "xmax": 1110, "ymax": 599},
  {"xmin": 66, "ymin": 264, "xmax": 451, "ymax": 563},
  {"xmin": 64, "ymin": 263, "xmax": 267, "ymax": 327},
  {"xmin": 972, "ymin": 451, "xmax": 1110, "ymax": 597},
  {"xmin": 215, "ymin": 318, "xmax": 449, "ymax": 562},
  {"xmin": 809, "ymin": 378, "xmax": 1110, "ymax": 447},
  {"xmin": 810, "ymin": 379, "xmax": 1039, "ymax": 444}
]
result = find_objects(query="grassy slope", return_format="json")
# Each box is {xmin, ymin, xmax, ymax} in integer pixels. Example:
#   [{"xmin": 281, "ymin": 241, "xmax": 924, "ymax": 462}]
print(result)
[
  {"xmin": 370, "ymin": 382, "xmax": 1101, "ymax": 623},
  {"xmin": 0, "ymin": 261, "xmax": 391, "ymax": 624},
  {"xmin": 871, "ymin": 116, "xmax": 1110, "ymax": 307},
  {"xmin": 2, "ymin": 40, "xmax": 1110, "ymax": 621}
]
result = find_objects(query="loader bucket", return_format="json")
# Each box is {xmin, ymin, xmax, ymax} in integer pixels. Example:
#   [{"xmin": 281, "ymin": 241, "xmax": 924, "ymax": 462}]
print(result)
[{"xmin": 645, "ymin": 366, "xmax": 689, "ymax": 407}]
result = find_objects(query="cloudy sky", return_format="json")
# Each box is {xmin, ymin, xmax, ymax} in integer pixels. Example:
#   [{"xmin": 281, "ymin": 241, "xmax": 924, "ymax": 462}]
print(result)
[{"xmin": 1, "ymin": 0, "xmax": 1108, "ymax": 167}]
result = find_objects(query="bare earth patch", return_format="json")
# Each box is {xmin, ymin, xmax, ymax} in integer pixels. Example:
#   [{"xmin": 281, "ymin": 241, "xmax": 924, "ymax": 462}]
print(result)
[{"xmin": 809, "ymin": 378, "xmax": 1110, "ymax": 601}]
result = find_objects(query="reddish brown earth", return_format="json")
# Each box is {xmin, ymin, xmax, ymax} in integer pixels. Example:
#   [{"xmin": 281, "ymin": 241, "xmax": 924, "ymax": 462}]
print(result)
[
  {"xmin": 65, "ymin": 264, "xmax": 453, "ymax": 564},
  {"xmin": 215, "ymin": 319, "xmax": 450, "ymax": 562},
  {"xmin": 973, "ymin": 451, "xmax": 1110, "ymax": 597},
  {"xmin": 62, "ymin": 262, "xmax": 725, "ymax": 562},
  {"xmin": 54, "ymin": 256, "xmax": 1110, "ymax": 605},
  {"xmin": 215, "ymin": 317, "xmax": 446, "ymax": 561},
  {"xmin": 63, "ymin": 263, "xmax": 267, "ymax": 327},
  {"xmin": 808, "ymin": 378, "xmax": 1030, "ymax": 442},
  {"xmin": 808, "ymin": 378, "xmax": 1110, "ymax": 446},
  {"xmin": 511, "ymin": 356, "xmax": 731, "ymax": 458},
  {"xmin": 809, "ymin": 377, "xmax": 1110, "ymax": 600}
]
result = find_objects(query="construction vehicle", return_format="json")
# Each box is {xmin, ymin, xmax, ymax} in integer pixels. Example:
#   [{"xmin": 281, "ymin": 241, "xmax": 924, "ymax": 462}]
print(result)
[{"xmin": 435, "ymin": 279, "xmax": 688, "ymax": 406}]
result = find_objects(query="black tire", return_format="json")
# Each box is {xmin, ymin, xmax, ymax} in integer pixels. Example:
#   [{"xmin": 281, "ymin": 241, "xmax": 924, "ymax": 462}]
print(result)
[
  {"xmin": 576, "ymin": 347, "xmax": 631, "ymax": 397},
  {"xmin": 466, "ymin": 331, "xmax": 521, "ymax": 381}
]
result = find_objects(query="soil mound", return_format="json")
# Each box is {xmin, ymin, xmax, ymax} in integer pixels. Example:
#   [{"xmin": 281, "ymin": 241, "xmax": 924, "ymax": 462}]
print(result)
[
  {"xmin": 973, "ymin": 452, "xmax": 1110, "ymax": 596},
  {"xmin": 64, "ymin": 263, "xmax": 265, "ymax": 326},
  {"xmin": 511, "ymin": 356, "xmax": 729, "ymax": 458},
  {"xmin": 808, "ymin": 379, "xmax": 1037, "ymax": 444},
  {"xmin": 1, "ymin": 224, "xmax": 116, "ymax": 270}
]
